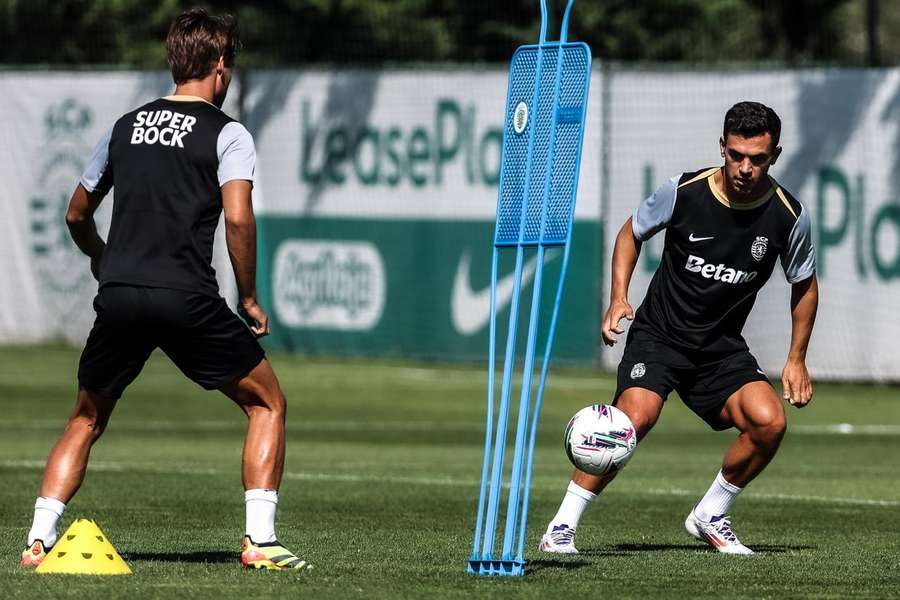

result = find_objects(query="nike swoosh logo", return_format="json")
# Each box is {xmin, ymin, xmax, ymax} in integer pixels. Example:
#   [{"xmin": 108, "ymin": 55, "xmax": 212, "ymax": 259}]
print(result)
[
  {"xmin": 689, "ymin": 233, "xmax": 715, "ymax": 242},
  {"xmin": 451, "ymin": 249, "xmax": 559, "ymax": 336}
]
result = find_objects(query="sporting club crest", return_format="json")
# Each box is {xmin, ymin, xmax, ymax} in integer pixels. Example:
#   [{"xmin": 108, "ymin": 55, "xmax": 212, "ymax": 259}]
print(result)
[
  {"xmin": 630, "ymin": 362, "xmax": 646, "ymax": 379},
  {"xmin": 750, "ymin": 236, "xmax": 768, "ymax": 261},
  {"xmin": 513, "ymin": 101, "xmax": 529, "ymax": 135},
  {"xmin": 29, "ymin": 98, "xmax": 105, "ymax": 343}
]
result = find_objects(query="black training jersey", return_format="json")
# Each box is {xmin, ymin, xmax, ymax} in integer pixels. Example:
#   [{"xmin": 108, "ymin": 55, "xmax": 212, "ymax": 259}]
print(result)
[
  {"xmin": 80, "ymin": 96, "xmax": 256, "ymax": 297},
  {"xmin": 629, "ymin": 167, "xmax": 816, "ymax": 356}
]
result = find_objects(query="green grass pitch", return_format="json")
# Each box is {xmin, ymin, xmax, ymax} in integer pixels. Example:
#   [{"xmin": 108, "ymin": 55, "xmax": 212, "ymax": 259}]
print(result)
[{"xmin": 1, "ymin": 346, "xmax": 899, "ymax": 598}]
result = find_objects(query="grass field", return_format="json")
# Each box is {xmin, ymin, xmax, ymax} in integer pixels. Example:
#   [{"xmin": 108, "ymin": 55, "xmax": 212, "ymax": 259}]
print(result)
[{"xmin": 1, "ymin": 345, "xmax": 899, "ymax": 598}]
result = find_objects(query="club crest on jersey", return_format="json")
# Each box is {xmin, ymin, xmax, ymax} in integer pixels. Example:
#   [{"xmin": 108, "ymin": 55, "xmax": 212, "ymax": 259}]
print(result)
[
  {"xmin": 751, "ymin": 236, "xmax": 768, "ymax": 261},
  {"xmin": 630, "ymin": 363, "xmax": 646, "ymax": 379}
]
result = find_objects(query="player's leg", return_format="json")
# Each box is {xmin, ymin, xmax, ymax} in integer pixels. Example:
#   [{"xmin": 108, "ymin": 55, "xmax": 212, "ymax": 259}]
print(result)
[
  {"xmin": 38, "ymin": 389, "xmax": 119, "ymax": 502},
  {"xmin": 161, "ymin": 290, "xmax": 306, "ymax": 570},
  {"xmin": 219, "ymin": 360, "xmax": 306, "ymax": 570},
  {"xmin": 541, "ymin": 388, "xmax": 664, "ymax": 554},
  {"xmin": 683, "ymin": 354, "xmax": 781, "ymax": 555},
  {"xmin": 541, "ymin": 330, "xmax": 679, "ymax": 553},
  {"xmin": 220, "ymin": 357, "xmax": 286, "ymax": 507},
  {"xmin": 22, "ymin": 285, "xmax": 152, "ymax": 567},
  {"xmin": 22, "ymin": 388, "xmax": 119, "ymax": 566},
  {"xmin": 717, "ymin": 380, "xmax": 786, "ymax": 487}
]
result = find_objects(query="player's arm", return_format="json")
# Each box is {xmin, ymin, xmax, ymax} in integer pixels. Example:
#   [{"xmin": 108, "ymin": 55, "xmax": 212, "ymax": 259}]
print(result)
[
  {"xmin": 69, "ymin": 126, "xmax": 114, "ymax": 281},
  {"xmin": 218, "ymin": 122, "xmax": 267, "ymax": 337},
  {"xmin": 602, "ymin": 218, "xmax": 641, "ymax": 346},
  {"xmin": 782, "ymin": 274, "xmax": 818, "ymax": 407},
  {"xmin": 602, "ymin": 175, "xmax": 679, "ymax": 345},
  {"xmin": 65, "ymin": 184, "xmax": 107, "ymax": 280},
  {"xmin": 780, "ymin": 205, "xmax": 818, "ymax": 407},
  {"xmin": 222, "ymin": 180, "xmax": 268, "ymax": 338}
]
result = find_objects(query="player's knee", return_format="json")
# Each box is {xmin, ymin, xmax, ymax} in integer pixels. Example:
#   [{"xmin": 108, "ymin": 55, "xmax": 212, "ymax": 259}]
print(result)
[
  {"xmin": 270, "ymin": 391, "xmax": 286, "ymax": 421},
  {"xmin": 615, "ymin": 391, "xmax": 663, "ymax": 439},
  {"xmin": 620, "ymin": 407, "xmax": 657, "ymax": 440},
  {"xmin": 249, "ymin": 387, "xmax": 286, "ymax": 421},
  {"xmin": 750, "ymin": 407, "xmax": 786, "ymax": 447},
  {"xmin": 66, "ymin": 412, "xmax": 108, "ymax": 442}
]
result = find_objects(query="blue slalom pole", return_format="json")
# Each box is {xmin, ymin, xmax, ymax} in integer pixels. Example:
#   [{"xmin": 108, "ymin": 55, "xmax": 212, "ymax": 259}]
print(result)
[
  {"xmin": 560, "ymin": 0, "xmax": 574, "ymax": 44},
  {"xmin": 470, "ymin": 248, "xmax": 500, "ymax": 559},
  {"xmin": 539, "ymin": 0, "xmax": 548, "ymax": 44},
  {"xmin": 480, "ymin": 244, "xmax": 525, "ymax": 558},
  {"xmin": 480, "ymin": 2, "xmax": 551, "ymax": 558},
  {"xmin": 469, "ymin": 0, "xmax": 590, "ymax": 575},
  {"xmin": 500, "ymin": 245, "xmax": 545, "ymax": 559},
  {"xmin": 500, "ymin": 19, "xmax": 570, "ymax": 558},
  {"xmin": 516, "ymin": 1, "xmax": 586, "ymax": 559}
]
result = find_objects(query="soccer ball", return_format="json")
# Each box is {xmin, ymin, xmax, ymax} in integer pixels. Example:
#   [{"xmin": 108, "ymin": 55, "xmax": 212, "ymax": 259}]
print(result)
[{"xmin": 564, "ymin": 404, "xmax": 637, "ymax": 476}]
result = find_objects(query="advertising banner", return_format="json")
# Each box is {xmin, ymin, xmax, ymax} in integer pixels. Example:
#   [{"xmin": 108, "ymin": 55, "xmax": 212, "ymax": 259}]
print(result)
[
  {"xmin": 2, "ymin": 67, "xmax": 898, "ymax": 379},
  {"xmin": 243, "ymin": 70, "xmax": 604, "ymax": 362}
]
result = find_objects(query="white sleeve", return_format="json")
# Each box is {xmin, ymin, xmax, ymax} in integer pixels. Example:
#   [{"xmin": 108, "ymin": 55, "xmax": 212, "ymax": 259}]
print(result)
[
  {"xmin": 217, "ymin": 122, "xmax": 256, "ymax": 186},
  {"xmin": 631, "ymin": 175, "xmax": 679, "ymax": 241},
  {"xmin": 80, "ymin": 126, "xmax": 114, "ymax": 195},
  {"xmin": 781, "ymin": 205, "xmax": 816, "ymax": 283}
]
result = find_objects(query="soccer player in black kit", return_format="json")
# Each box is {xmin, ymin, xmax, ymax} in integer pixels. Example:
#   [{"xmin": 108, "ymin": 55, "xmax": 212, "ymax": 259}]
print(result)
[
  {"xmin": 21, "ymin": 10, "xmax": 307, "ymax": 570},
  {"xmin": 541, "ymin": 102, "xmax": 818, "ymax": 555}
]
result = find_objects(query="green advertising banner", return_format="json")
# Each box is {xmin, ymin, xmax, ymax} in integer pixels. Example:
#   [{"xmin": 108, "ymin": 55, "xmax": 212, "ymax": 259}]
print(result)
[{"xmin": 258, "ymin": 218, "xmax": 601, "ymax": 363}]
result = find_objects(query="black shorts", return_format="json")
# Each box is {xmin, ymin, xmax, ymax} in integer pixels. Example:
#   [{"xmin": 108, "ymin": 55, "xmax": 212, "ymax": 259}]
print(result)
[
  {"xmin": 78, "ymin": 285, "xmax": 265, "ymax": 399},
  {"xmin": 613, "ymin": 328, "xmax": 772, "ymax": 430}
]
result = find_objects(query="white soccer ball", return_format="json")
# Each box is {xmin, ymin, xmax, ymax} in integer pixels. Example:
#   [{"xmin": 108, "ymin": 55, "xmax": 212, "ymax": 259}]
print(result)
[{"xmin": 564, "ymin": 404, "xmax": 637, "ymax": 476}]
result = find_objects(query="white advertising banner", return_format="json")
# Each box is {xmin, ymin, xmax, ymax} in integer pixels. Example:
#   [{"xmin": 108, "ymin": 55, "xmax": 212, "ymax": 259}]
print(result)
[
  {"xmin": 603, "ymin": 68, "xmax": 900, "ymax": 381},
  {"xmin": 241, "ymin": 69, "xmax": 603, "ymax": 220}
]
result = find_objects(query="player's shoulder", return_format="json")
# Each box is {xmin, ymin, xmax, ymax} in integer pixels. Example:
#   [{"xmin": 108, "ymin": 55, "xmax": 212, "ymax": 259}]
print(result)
[
  {"xmin": 767, "ymin": 176, "xmax": 806, "ymax": 224},
  {"xmin": 220, "ymin": 120, "xmax": 252, "ymax": 138},
  {"xmin": 677, "ymin": 167, "xmax": 719, "ymax": 189},
  {"xmin": 217, "ymin": 120, "xmax": 255, "ymax": 151}
]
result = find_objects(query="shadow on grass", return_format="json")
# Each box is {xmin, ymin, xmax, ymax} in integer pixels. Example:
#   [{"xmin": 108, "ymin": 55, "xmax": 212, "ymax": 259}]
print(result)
[
  {"xmin": 122, "ymin": 551, "xmax": 235, "ymax": 564},
  {"xmin": 527, "ymin": 558, "xmax": 595, "ymax": 574},
  {"xmin": 577, "ymin": 543, "xmax": 815, "ymax": 555}
]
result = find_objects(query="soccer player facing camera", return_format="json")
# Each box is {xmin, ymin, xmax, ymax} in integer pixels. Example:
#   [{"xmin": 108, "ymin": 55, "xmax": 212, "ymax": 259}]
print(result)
[
  {"xmin": 22, "ymin": 10, "xmax": 307, "ymax": 570},
  {"xmin": 541, "ymin": 102, "xmax": 818, "ymax": 555}
]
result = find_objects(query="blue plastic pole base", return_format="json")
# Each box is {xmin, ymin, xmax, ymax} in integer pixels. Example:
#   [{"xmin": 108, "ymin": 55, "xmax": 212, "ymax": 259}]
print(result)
[{"xmin": 467, "ymin": 558, "xmax": 526, "ymax": 577}]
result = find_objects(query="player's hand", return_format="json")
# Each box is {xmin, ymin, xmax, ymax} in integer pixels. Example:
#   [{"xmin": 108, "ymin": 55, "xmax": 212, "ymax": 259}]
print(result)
[
  {"xmin": 239, "ymin": 299, "xmax": 270, "ymax": 338},
  {"xmin": 781, "ymin": 359, "xmax": 813, "ymax": 407},
  {"xmin": 601, "ymin": 298, "xmax": 634, "ymax": 346}
]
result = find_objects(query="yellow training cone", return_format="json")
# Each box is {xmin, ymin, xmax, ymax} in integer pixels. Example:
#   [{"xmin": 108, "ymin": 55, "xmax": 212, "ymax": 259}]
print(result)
[{"xmin": 36, "ymin": 518, "xmax": 132, "ymax": 575}]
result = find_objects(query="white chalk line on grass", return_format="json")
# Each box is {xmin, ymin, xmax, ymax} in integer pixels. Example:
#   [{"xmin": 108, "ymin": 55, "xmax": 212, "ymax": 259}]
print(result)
[
  {"xmin": 4, "ymin": 419, "xmax": 900, "ymax": 436},
  {"xmin": 2, "ymin": 459, "xmax": 897, "ymax": 508},
  {"xmin": 791, "ymin": 424, "xmax": 900, "ymax": 435}
]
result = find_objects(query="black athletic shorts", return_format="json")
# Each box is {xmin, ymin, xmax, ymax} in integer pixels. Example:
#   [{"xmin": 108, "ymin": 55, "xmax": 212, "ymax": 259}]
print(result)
[
  {"xmin": 78, "ymin": 285, "xmax": 265, "ymax": 399},
  {"xmin": 613, "ymin": 328, "xmax": 772, "ymax": 430}
]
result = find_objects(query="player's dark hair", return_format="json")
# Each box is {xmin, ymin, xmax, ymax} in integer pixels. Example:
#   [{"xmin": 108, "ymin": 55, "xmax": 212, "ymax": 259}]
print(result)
[
  {"xmin": 166, "ymin": 8, "xmax": 240, "ymax": 85},
  {"xmin": 723, "ymin": 101, "xmax": 781, "ymax": 147}
]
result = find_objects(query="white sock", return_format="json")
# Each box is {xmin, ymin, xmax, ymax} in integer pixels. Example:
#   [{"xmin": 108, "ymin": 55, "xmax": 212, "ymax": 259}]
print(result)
[
  {"xmin": 694, "ymin": 470, "xmax": 743, "ymax": 522},
  {"xmin": 27, "ymin": 496, "xmax": 66, "ymax": 547},
  {"xmin": 245, "ymin": 489, "xmax": 278, "ymax": 543},
  {"xmin": 548, "ymin": 481, "xmax": 596, "ymax": 531}
]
